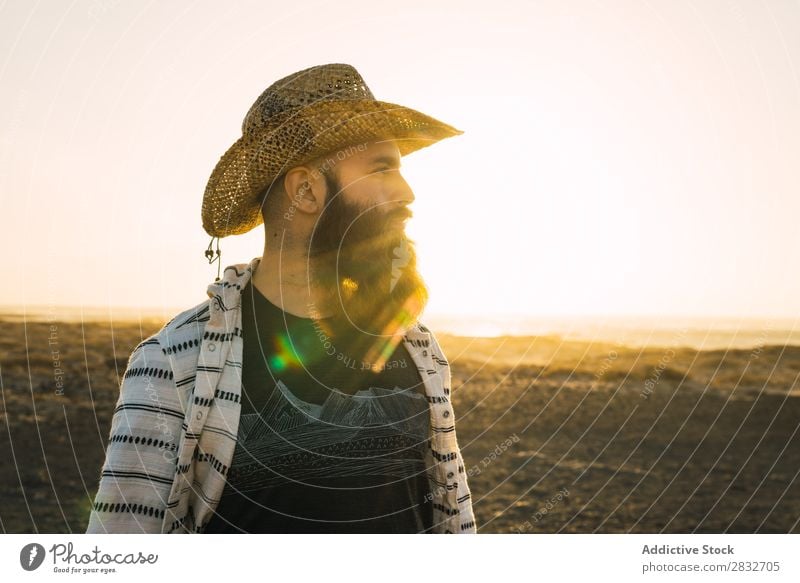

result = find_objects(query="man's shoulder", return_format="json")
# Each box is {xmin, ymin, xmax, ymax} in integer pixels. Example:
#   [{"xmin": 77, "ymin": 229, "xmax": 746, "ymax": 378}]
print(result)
[
  {"xmin": 158, "ymin": 298, "xmax": 214, "ymax": 348},
  {"xmin": 163, "ymin": 298, "xmax": 214, "ymax": 334},
  {"xmin": 115, "ymin": 300, "xmax": 213, "ymax": 407},
  {"xmin": 131, "ymin": 298, "xmax": 213, "ymax": 360}
]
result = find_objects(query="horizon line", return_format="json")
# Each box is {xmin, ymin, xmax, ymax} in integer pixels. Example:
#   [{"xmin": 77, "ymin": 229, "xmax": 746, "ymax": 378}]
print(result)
[{"xmin": 1, "ymin": 304, "xmax": 797, "ymax": 325}]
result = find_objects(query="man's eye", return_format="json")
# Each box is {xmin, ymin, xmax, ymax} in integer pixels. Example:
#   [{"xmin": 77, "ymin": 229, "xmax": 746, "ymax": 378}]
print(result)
[{"xmin": 374, "ymin": 166, "xmax": 391, "ymax": 173}]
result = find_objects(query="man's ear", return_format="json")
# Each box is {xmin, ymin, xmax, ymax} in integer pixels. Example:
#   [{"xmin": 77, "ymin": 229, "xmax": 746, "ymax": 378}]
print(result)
[{"xmin": 283, "ymin": 165, "xmax": 326, "ymax": 215}]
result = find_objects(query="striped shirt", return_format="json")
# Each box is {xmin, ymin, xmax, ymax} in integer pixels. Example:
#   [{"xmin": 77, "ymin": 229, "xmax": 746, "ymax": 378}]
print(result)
[{"xmin": 85, "ymin": 256, "xmax": 477, "ymax": 534}]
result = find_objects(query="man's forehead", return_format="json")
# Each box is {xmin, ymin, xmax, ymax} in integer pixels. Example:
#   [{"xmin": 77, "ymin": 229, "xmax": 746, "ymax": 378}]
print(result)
[{"xmin": 351, "ymin": 140, "xmax": 401, "ymax": 163}]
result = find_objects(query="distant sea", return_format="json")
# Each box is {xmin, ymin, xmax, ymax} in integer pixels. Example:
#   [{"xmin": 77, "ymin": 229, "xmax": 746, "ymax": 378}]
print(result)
[{"xmin": 1, "ymin": 305, "xmax": 797, "ymax": 351}]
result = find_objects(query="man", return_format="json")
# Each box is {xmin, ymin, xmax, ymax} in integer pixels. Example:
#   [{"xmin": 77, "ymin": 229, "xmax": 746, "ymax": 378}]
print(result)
[{"xmin": 85, "ymin": 63, "xmax": 476, "ymax": 534}]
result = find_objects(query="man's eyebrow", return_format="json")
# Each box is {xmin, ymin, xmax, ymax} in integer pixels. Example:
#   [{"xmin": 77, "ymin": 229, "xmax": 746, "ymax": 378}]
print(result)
[{"xmin": 368, "ymin": 155, "xmax": 401, "ymax": 167}]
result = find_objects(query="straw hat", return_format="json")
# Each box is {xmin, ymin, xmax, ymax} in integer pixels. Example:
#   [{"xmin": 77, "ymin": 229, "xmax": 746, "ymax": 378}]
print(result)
[{"xmin": 201, "ymin": 62, "xmax": 465, "ymax": 238}]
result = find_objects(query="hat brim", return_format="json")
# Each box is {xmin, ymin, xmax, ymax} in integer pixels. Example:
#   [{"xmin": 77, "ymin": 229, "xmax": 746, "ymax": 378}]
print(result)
[{"xmin": 201, "ymin": 99, "xmax": 464, "ymax": 238}]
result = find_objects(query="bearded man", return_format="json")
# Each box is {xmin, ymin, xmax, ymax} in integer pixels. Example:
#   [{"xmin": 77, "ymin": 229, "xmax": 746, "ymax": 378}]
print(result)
[{"xmin": 86, "ymin": 63, "xmax": 476, "ymax": 534}]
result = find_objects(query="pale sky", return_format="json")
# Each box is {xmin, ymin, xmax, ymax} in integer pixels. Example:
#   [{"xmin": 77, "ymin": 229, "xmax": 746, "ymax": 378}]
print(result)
[{"xmin": 2, "ymin": 0, "xmax": 799, "ymax": 322}]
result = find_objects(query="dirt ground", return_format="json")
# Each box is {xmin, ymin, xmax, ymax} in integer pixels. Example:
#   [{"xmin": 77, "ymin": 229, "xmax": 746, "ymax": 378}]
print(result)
[{"xmin": 1, "ymin": 319, "xmax": 798, "ymax": 533}]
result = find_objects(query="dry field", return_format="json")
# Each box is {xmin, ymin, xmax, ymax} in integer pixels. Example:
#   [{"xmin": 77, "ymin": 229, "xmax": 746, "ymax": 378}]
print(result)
[{"xmin": 1, "ymin": 319, "xmax": 798, "ymax": 533}]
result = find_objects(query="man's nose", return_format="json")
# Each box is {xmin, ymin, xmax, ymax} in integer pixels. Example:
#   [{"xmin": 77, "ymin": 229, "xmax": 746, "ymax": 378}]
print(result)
[{"xmin": 392, "ymin": 173, "xmax": 415, "ymax": 206}]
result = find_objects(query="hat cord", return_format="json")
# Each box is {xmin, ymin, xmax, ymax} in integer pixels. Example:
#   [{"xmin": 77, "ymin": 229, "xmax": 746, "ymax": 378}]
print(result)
[{"xmin": 204, "ymin": 236, "xmax": 222, "ymax": 282}]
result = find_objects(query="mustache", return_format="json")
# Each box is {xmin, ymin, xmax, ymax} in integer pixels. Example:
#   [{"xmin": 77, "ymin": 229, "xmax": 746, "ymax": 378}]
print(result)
[
  {"xmin": 336, "ymin": 207, "xmax": 411, "ymax": 246},
  {"xmin": 390, "ymin": 208, "xmax": 412, "ymax": 221}
]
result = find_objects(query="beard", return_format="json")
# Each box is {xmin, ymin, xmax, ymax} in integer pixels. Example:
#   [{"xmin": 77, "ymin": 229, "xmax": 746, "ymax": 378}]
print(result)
[{"xmin": 307, "ymin": 172, "xmax": 429, "ymax": 359}]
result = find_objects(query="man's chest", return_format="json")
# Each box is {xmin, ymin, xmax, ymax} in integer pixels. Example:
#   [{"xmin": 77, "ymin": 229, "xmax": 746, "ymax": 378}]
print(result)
[{"xmin": 238, "ymin": 320, "xmax": 425, "ymax": 414}]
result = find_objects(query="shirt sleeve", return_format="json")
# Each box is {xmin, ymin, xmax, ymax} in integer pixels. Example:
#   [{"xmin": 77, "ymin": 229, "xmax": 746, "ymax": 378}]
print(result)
[{"xmin": 85, "ymin": 336, "xmax": 180, "ymax": 533}]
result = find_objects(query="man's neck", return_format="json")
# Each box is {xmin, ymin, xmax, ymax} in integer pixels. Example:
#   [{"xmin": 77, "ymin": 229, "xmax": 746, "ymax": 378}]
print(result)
[{"xmin": 251, "ymin": 241, "xmax": 332, "ymax": 320}]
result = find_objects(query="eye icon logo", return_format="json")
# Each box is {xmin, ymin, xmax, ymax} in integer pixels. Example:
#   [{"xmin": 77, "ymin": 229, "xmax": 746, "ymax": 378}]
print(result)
[{"xmin": 20, "ymin": 543, "xmax": 46, "ymax": 571}]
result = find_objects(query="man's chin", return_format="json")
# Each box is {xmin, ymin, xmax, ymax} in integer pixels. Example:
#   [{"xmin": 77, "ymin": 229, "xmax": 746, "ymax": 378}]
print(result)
[
  {"xmin": 335, "ymin": 272, "xmax": 427, "ymax": 335},
  {"xmin": 311, "ymin": 240, "xmax": 428, "ymax": 338}
]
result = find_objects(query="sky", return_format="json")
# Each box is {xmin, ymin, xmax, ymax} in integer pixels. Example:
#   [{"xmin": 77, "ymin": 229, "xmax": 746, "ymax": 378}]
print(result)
[{"xmin": 1, "ymin": 0, "xmax": 799, "ymax": 324}]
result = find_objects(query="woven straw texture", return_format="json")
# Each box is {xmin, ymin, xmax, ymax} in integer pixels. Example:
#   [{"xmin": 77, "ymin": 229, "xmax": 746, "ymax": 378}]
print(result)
[{"xmin": 201, "ymin": 63, "xmax": 464, "ymax": 238}]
